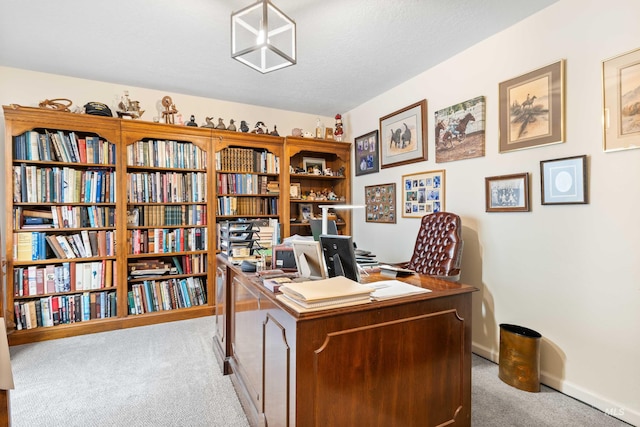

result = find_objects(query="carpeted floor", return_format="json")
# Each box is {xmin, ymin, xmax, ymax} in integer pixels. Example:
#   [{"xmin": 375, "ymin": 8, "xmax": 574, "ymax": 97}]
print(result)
[{"xmin": 8, "ymin": 316, "xmax": 630, "ymax": 426}]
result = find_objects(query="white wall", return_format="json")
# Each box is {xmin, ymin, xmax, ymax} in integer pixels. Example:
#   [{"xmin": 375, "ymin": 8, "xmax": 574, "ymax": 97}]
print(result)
[{"xmin": 347, "ymin": 0, "xmax": 639, "ymax": 424}]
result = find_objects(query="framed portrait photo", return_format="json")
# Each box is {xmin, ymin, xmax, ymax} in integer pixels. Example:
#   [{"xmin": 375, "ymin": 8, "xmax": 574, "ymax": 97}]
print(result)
[
  {"xmin": 401, "ymin": 170, "xmax": 445, "ymax": 218},
  {"xmin": 355, "ymin": 130, "xmax": 380, "ymax": 176},
  {"xmin": 540, "ymin": 155, "xmax": 588, "ymax": 205},
  {"xmin": 602, "ymin": 47, "xmax": 640, "ymax": 152},
  {"xmin": 299, "ymin": 203, "xmax": 314, "ymax": 221},
  {"xmin": 485, "ymin": 173, "xmax": 530, "ymax": 212},
  {"xmin": 302, "ymin": 157, "xmax": 326, "ymax": 174},
  {"xmin": 380, "ymin": 99, "xmax": 427, "ymax": 168},
  {"xmin": 499, "ymin": 60, "xmax": 565, "ymax": 153},
  {"xmin": 365, "ymin": 183, "xmax": 396, "ymax": 223}
]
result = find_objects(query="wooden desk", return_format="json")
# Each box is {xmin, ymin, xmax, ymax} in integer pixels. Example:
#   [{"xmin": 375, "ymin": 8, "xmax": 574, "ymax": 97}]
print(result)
[{"xmin": 214, "ymin": 255, "xmax": 476, "ymax": 427}]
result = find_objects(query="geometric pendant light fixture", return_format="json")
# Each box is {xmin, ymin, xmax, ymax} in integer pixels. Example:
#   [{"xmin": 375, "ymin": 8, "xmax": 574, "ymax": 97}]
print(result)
[{"xmin": 231, "ymin": 0, "xmax": 296, "ymax": 73}]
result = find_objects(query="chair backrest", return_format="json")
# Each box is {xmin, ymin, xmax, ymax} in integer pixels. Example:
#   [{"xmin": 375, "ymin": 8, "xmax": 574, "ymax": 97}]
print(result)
[{"xmin": 406, "ymin": 211, "xmax": 463, "ymax": 280}]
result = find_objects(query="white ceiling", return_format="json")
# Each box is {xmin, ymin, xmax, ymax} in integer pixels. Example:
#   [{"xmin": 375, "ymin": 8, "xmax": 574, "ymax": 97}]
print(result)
[{"xmin": 0, "ymin": 0, "xmax": 558, "ymax": 116}]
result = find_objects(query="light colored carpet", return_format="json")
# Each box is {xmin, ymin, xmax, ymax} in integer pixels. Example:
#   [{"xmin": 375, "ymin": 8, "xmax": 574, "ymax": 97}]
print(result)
[{"xmin": 8, "ymin": 316, "xmax": 630, "ymax": 426}]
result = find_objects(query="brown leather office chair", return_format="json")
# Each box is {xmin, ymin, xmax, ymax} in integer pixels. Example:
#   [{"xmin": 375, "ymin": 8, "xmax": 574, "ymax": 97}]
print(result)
[{"xmin": 401, "ymin": 211, "xmax": 463, "ymax": 281}]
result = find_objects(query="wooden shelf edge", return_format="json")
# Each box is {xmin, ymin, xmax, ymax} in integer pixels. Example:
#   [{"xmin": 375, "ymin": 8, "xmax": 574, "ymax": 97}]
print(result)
[{"xmin": 7, "ymin": 305, "xmax": 215, "ymax": 346}]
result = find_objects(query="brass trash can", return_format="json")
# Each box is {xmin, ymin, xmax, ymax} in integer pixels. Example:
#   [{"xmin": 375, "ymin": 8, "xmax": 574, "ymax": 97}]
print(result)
[{"xmin": 498, "ymin": 324, "xmax": 542, "ymax": 392}]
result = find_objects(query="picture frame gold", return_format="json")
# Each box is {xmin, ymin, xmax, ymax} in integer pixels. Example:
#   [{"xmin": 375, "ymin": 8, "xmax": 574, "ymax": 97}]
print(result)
[
  {"xmin": 324, "ymin": 127, "xmax": 334, "ymax": 140},
  {"xmin": 365, "ymin": 183, "xmax": 396, "ymax": 223},
  {"xmin": 401, "ymin": 170, "xmax": 445, "ymax": 218},
  {"xmin": 499, "ymin": 60, "xmax": 565, "ymax": 153},
  {"xmin": 485, "ymin": 173, "xmax": 530, "ymax": 212},
  {"xmin": 602, "ymin": 47, "xmax": 640, "ymax": 152},
  {"xmin": 380, "ymin": 100, "xmax": 427, "ymax": 168},
  {"xmin": 290, "ymin": 183, "xmax": 301, "ymax": 199}
]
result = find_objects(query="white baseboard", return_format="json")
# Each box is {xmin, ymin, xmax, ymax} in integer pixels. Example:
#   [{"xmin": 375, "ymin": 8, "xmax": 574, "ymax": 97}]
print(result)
[{"xmin": 471, "ymin": 343, "xmax": 638, "ymax": 426}]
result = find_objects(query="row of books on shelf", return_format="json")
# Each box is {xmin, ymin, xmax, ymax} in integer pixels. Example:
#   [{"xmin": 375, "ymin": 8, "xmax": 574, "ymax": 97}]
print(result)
[
  {"xmin": 13, "ymin": 130, "xmax": 115, "ymax": 165},
  {"xmin": 13, "ymin": 260, "xmax": 115, "ymax": 297},
  {"xmin": 128, "ymin": 277, "xmax": 206, "ymax": 315},
  {"xmin": 216, "ymin": 147, "xmax": 279, "ymax": 174},
  {"xmin": 14, "ymin": 206, "xmax": 115, "ymax": 230},
  {"xmin": 216, "ymin": 196, "xmax": 279, "ymax": 216},
  {"xmin": 128, "ymin": 255, "xmax": 206, "ymax": 278},
  {"xmin": 13, "ymin": 164, "xmax": 115, "ymax": 204},
  {"xmin": 15, "ymin": 230, "xmax": 115, "ymax": 261},
  {"xmin": 129, "ymin": 227, "xmax": 207, "ymax": 254},
  {"xmin": 126, "ymin": 205, "xmax": 206, "ymax": 227},
  {"xmin": 127, "ymin": 139, "xmax": 207, "ymax": 170},
  {"xmin": 127, "ymin": 170, "xmax": 207, "ymax": 203},
  {"xmin": 217, "ymin": 173, "xmax": 277, "ymax": 195},
  {"xmin": 14, "ymin": 291, "xmax": 117, "ymax": 330}
]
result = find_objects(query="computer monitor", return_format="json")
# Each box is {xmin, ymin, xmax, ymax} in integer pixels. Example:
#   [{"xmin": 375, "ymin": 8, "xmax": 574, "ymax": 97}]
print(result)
[
  {"xmin": 319, "ymin": 235, "xmax": 360, "ymax": 283},
  {"xmin": 310, "ymin": 219, "xmax": 337, "ymax": 241},
  {"xmin": 291, "ymin": 240, "xmax": 326, "ymax": 280}
]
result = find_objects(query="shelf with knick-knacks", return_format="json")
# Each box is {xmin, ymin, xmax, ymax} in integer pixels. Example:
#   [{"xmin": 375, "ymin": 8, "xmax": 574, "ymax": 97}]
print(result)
[{"xmin": 282, "ymin": 136, "xmax": 352, "ymax": 239}]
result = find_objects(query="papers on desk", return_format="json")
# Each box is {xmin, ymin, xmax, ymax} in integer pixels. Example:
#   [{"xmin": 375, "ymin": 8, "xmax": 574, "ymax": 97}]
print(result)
[
  {"xmin": 365, "ymin": 280, "xmax": 431, "ymax": 300},
  {"xmin": 276, "ymin": 276, "xmax": 373, "ymax": 313}
]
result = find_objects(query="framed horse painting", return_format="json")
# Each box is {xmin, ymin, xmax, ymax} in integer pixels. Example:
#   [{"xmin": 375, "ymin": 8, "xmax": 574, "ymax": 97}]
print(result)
[
  {"xmin": 379, "ymin": 99, "xmax": 428, "ymax": 168},
  {"xmin": 498, "ymin": 60, "xmax": 566, "ymax": 153},
  {"xmin": 435, "ymin": 95, "xmax": 486, "ymax": 163}
]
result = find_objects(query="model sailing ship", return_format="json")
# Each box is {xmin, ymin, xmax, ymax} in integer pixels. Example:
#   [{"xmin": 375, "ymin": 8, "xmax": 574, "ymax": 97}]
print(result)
[{"xmin": 117, "ymin": 91, "xmax": 144, "ymax": 119}]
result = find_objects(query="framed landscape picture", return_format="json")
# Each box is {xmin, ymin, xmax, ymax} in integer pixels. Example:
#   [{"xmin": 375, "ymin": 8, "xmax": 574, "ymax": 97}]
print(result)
[
  {"xmin": 401, "ymin": 170, "xmax": 445, "ymax": 218},
  {"xmin": 435, "ymin": 96, "xmax": 486, "ymax": 163},
  {"xmin": 499, "ymin": 60, "xmax": 565, "ymax": 153},
  {"xmin": 380, "ymin": 100, "xmax": 427, "ymax": 168},
  {"xmin": 602, "ymin": 47, "xmax": 640, "ymax": 152},
  {"xmin": 355, "ymin": 130, "xmax": 380, "ymax": 176},
  {"xmin": 485, "ymin": 173, "xmax": 530, "ymax": 212},
  {"xmin": 540, "ymin": 155, "xmax": 588, "ymax": 205},
  {"xmin": 365, "ymin": 183, "xmax": 396, "ymax": 223}
]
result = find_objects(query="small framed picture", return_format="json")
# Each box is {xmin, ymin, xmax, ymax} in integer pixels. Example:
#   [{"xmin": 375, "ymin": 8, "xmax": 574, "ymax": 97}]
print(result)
[
  {"xmin": 540, "ymin": 155, "xmax": 588, "ymax": 205},
  {"xmin": 355, "ymin": 130, "xmax": 380, "ymax": 176},
  {"xmin": 602, "ymin": 47, "xmax": 640, "ymax": 152},
  {"xmin": 302, "ymin": 157, "xmax": 326, "ymax": 174},
  {"xmin": 290, "ymin": 183, "xmax": 301, "ymax": 199},
  {"xmin": 401, "ymin": 170, "xmax": 445, "ymax": 218},
  {"xmin": 365, "ymin": 183, "xmax": 396, "ymax": 223},
  {"xmin": 299, "ymin": 203, "xmax": 314, "ymax": 222},
  {"xmin": 325, "ymin": 127, "xmax": 334, "ymax": 140},
  {"xmin": 485, "ymin": 173, "xmax": 530, "ymax": 212}
]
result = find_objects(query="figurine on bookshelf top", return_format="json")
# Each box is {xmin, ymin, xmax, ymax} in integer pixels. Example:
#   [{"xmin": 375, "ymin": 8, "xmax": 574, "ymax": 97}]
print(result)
[
  {"xmin": 215, "ymin": 118, "xmax": 227, "ymax": 130},
  {"xmin": 270, "ymin": 125, "xmax": 279, "ymax": 136},
  {"xmin": 186, "ymin": 115, "xmax": 198, "ymax": 127},
  {"xmin": 334, "ymin": 114, "xmax": 344, "ymax": 141},
  {"xmin": 116, "ymin": 91, "xmax": 144, "ymax": 119},
  {"xmin": 161, "ymin": 95, "xmax": 178, "ymax": 124},
  {"xmin": 240, "ymin": 120, "xmax": 250, "ymax": 132},
  {"xmin": 202, "ymin": 117, "xmax": 215, "ymax": 128},
  {"xmin": 227, "ymin": 119, "xmax": 237, "ymax": 131},
  {"xmin": 252, "ymin": 121, "xmax": 268, "ymax": 134}
]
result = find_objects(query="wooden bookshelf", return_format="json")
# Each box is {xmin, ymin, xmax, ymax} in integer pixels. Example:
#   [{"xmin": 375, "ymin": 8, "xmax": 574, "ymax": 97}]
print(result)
[
  {"xmin": 2, "ymin": 106, "xmax": 352, "ymax": 344},
  {"xmin": 283, "ymin": 136, "xmax": 352, "ymax": 238}
]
